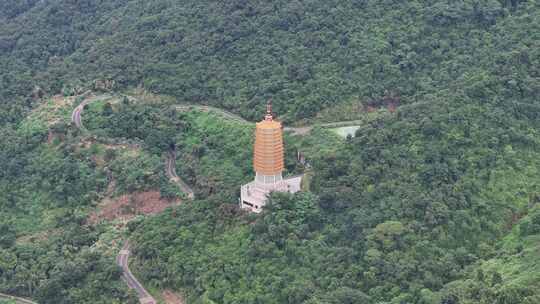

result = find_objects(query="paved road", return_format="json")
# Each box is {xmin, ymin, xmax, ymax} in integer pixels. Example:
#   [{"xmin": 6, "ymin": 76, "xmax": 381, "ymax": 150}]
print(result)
[
  {"xmin": 72, "ymin": 93, "xmax": 363, "ymax": 304},
  {"xmin": 166, "ymin": 150, "xmax": 195, "ymax": 199},
  {"xmin": 70, "ymin": 94, "xmax": 161, "ymax": 304},
  {"xmin": 72, "ymin": 94, "xmax": 196, "ymax": 200},
  {"xmin": 174, "ymin": 104, "xmax": 363, "ymax": 135},
  {"xmin": 0, "ymin": 292, "xmax": 37, "ymax": 304},
  {"xmin": 71, "ymin": 104, "xmax": 84, "ymax": 128},
  {"xmin": 71, "ymin": 94, "xmax": 112, "ymax": 128},
  {"xmin": 117, "ymin": 242, "xmax": 157, "ymax": 304},
  {"xmin": 284, "ymin": 120, "xmax": 366, "ymax": 135}
]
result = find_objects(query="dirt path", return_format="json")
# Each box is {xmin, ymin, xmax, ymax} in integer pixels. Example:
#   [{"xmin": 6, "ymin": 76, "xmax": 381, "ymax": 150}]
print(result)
[
  {"xmin": 175, "ymin": 105, "xmax": 248, "ymax": 124},
  {"xmin": 166, "ymin": 150, "xmax": 195, "ymax": 199}
]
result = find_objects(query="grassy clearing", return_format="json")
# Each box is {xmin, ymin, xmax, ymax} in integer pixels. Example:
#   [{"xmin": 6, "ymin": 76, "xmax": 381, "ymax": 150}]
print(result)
[
  {"xmin": 18, "ymin": 96, "xmax": 73, "ymax": 136},
  {"xmin": 330, "ymin": 125, "xmax": 361, "ymax": 138}
]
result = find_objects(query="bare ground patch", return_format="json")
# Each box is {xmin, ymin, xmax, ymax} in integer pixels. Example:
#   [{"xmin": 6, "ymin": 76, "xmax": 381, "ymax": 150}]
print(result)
[
  {"xmin": 161, "ymin": 290, "xmax": 185, "ymax": 304},
  {"xmin": 89, "ymin": 191, "xmax": 179, "ymax": 224},
  {"xmin": 16, "ymin": 229, "xmax": 60, "ymax": 245}
]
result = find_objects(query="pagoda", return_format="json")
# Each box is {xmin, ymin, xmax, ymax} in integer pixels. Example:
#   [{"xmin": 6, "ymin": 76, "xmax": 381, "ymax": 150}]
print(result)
[{"xmin": 240, "ymin": 102, "xmax": 302, "ymax": 213}]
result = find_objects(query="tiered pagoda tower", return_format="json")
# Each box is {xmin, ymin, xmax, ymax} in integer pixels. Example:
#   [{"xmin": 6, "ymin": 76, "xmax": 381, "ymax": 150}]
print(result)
[
  {"xmin": 253, "ymin": 103, "xmax": 285, "ymax": 184},
  {"xmin": 240, "ymin": 102, "xmax": 302, "ymax": 212}
]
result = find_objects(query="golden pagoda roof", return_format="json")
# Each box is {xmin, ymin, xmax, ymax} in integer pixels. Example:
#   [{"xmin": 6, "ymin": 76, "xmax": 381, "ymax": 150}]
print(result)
[
  {"xmin": 253, "ymin": 101, "xmax": 284, "ymax": 175},
  {"xmin": 256, "ymin": 120, "xmax": 282, "ymax": 129}
]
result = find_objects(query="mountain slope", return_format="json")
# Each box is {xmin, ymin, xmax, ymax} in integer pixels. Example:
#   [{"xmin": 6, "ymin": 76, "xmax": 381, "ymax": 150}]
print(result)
[
  {"xmin": 0, "ymin": 0, "xmax": 538, "ymax": 123},
  {"xmin": 0, "ymin": 1, "xmax": 539, "ymax": 303}
]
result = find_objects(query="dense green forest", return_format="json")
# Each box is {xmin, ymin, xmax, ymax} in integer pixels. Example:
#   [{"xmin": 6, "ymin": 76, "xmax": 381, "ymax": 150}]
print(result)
[
  {"xmin": 1, "ymin": 0, "xmax": 538, "ymax": 123},
  {"xmin": 1, "ymin": 0, "xmax": 539, "ymax": 303},
  {"xmin": 81, "ymin": 93, "xmax": 540, "ymax": 303}
]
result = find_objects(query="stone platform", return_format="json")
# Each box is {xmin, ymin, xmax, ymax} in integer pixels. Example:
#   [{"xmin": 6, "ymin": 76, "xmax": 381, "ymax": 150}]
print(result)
[{"xmin": 240, "ymin": 175, "xmax": 303, "ymax": 213}]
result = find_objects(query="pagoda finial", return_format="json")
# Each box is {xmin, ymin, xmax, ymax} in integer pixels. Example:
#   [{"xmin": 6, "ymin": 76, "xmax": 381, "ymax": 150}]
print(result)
[{"xmin": 265, "ymin": 99, "xmax": 273, "ymax": 121}]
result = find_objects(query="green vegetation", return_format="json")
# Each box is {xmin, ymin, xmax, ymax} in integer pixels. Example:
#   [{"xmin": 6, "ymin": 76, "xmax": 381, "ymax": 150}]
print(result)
[
  {"xmin": 2, "ymin": 0, "xmax": 538, "ymax": 124},
  {"xmin": 80, "ymin": 87, "xmax": 540, "ymax": 304},
  {"xmin": 1, "ymin": 0, "xmax": 539, "ymax": 303},
  {"xmin": 84, "ymin": 99, "xmax": 307, "ymax": 199},
  {"xmin": 0, "ymin": 110, "xmax": 137, "ymax": 302},
  {"xmin": 124, "ymin": 96, "xmax": 540, "ymax": 303},
  {"xmin": 440, "ymin": 204, "xmax": 540, "ymax": 304}
]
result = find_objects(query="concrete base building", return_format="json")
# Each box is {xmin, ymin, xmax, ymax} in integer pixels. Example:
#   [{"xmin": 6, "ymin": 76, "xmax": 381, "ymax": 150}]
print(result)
[{"xmin": 240, "ymin": 102, "xmax": 302, "ymax": 213}]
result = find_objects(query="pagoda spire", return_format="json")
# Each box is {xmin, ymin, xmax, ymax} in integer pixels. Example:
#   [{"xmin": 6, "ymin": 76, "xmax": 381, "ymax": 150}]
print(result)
[{"xmin": 265, "ymin": 99, "xmax": 273, "ymax": 121}]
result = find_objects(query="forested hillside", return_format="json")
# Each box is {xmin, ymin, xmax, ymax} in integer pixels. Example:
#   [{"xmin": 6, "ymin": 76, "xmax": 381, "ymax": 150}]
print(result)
[
  {"xmin": 1, "ymin": 0, "xmax": 539, "ymax": 303},
  {"xmin": 1, "ymin": 0, "xmax": 538, "ymax": 123},
  {"xmin": 0, "ymin": 97, "xmax": 138, "ymax": 303}
]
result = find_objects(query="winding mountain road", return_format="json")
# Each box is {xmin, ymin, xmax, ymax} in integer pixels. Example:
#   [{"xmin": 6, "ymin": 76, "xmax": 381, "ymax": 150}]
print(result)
[
  {"xmin": 71, "ymin": 94, "xmax": 112, "ymax": 128},
  {"xmin": 117, "ymin": 242, "xmax": 156, "ymax": 304},
  {"xmin": 173, "ymin": 104, "xmax": 363, "ymax": 135},
  {"xmin": 70, "ymin": 93, "xmax": 365, "ymax": 304},
  {"xmin": 71, "ymin": 94, "xmax": 163, "ymax": 304},
  {"xmin": 71, "ymin": 94, "xmax": 196, "ymax": 201},
  {"xmin": 72, "ymin": 93, "xmax": 363, "ymax": 201},
  {"xmin": 0, "ymin": 97, "xmax": 123, "ymax": 304}
]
